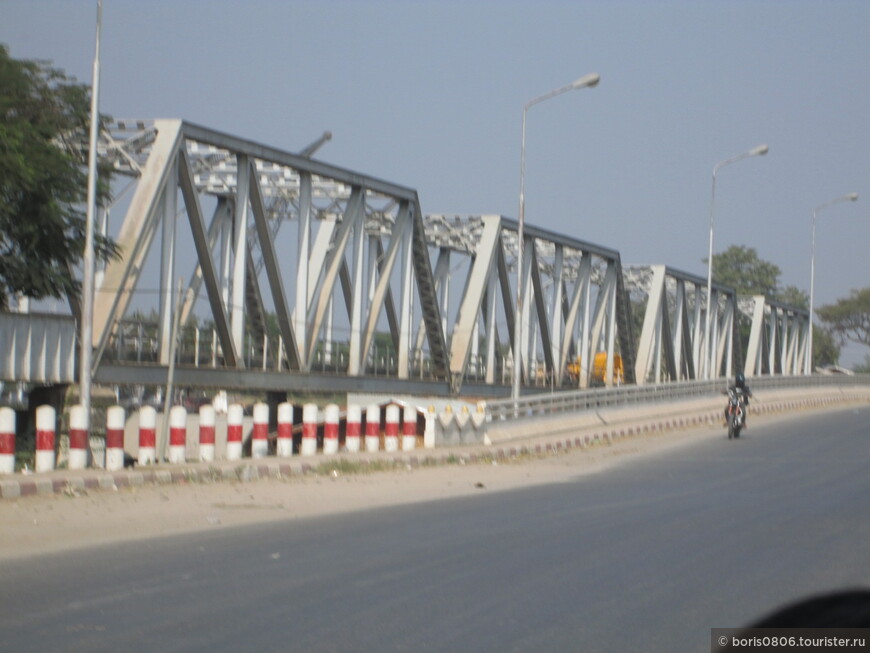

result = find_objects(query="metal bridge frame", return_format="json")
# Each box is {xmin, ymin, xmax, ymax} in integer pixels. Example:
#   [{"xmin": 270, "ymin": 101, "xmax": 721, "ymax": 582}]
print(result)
[
  {"xmin": 84, "ymin": 120, "xmax": 641, "ymax": 396},
  {"xmin": 743, "ymin": 295, "xmax": 810, "ymax": 376},
  {"xmin": 629, "ymin": 265, "xmax": 810, "ymax": 384},
  {"xmin": 631, "ymin": 265, "xmax": 737, "ymax": 385}
]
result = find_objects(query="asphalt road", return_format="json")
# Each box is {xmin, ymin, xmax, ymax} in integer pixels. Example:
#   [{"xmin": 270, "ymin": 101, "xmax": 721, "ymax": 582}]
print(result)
[{"xmin": 2, "ymin": 407, "xmax": 869, "ymax": 652}]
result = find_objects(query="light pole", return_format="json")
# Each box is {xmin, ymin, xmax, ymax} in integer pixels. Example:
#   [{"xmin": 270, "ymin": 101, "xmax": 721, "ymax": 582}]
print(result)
[
  {"xmin": 807, "ymin": 192, "xmax": 858, "ymax": 373},
  {"xmin": 80, "ymin": 0, "xmax": 103, "ymax": 450},
  {"xmin": 512, "ymin": 72, "xmax": 600, "ymax": 401},
  {"xmin": 703, "ymin": 143, "xmax": 768, "ymax": 380}
]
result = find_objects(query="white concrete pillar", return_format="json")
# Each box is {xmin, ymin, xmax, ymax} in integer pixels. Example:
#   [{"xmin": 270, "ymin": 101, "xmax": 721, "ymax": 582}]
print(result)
[
  {"xmin": 276, "ymin": 402, "xmax": 293, "ymax": 457},
  {"xmin": 384, "ymin": 405, "xmax": 399, "ymax": 452},
  {"xmin": 138, "ymin": 405, "xmax": 157, "ymax": 465},
  {"xmin": 251, "ymin": 402, "xmax": 269, "ymax": 459},
  {"xmin": 0, "ymin": 407, "xmax": 15, "ymax": 474},
  {"xmin": 226, "ymin": 403, "xmax": 244, "ymax": 461},
  {"xmin": 168, "ymin": 405, "xmax": 187, "ymax": 464},
  {"xmin": 105, "ymin": 405, "xmax": 126, "ymax": 471},
  {"xmin": 323, "ymin": 404, "xmax": 339, "ymax": 455},
  {"xmin": 199, "ymin": 404, "xmax": 216, "ymax": 462},
  {"xmin": 35, "ymin": 405, "xmax": 56, "ymax": 472},
  {"xmin": 345, "ymin": 404, "xmax": 361, "ymax": 453},
  {"xmin": 365, "ymin": 404, "xmax": 380, "ymax": 453},
  {"xmin": 424, "ymin": 405, "xmax": 437, "ymax": 449},
  {"xmin": 68, "ymin": 404, "xmax": 88, "ymax": 470},
  {"xmin": 301, "ymin": 403, "xmax": 318, "ymax": 456},
  {"xmin": 402, "ymin": 405, "xmax": 417, "ymax": 451}
]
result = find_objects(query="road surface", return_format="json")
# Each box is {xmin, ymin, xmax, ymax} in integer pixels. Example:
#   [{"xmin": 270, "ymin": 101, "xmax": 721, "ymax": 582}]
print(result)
[{"xmin": 1, "ymin": 407, "xmax": 868, "ymax": 652}]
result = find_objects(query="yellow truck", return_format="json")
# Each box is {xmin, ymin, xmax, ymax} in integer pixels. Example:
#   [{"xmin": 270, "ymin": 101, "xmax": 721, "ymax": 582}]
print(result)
[{"xmin": 567, "ymin": 352, "xmax": 624, "ymax": 385}]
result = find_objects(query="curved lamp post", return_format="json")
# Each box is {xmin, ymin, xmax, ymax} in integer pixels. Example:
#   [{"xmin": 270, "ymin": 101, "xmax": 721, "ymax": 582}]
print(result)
[
  {"xmin": 807, "ymin": 192, "xmax": 858, "ymax": 373},
  {"xmin": 704, "ymin": 143, "xmax": 769, "ymax": 380},
  {"xmin": 513, "ymin": 73, "xmax": 600, "ymax": 401}
]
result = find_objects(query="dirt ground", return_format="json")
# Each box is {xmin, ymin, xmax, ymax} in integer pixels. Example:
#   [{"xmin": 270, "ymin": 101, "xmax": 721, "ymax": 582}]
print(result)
[{"xmin": 0, "ymin": 422, "xmax": 727, "ymax": 561}]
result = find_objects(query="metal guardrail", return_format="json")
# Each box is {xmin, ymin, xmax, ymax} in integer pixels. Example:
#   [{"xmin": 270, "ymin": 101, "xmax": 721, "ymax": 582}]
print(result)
[{"xmin": 484, "ymin": 374, "xmax": 870, "ymax": 423}]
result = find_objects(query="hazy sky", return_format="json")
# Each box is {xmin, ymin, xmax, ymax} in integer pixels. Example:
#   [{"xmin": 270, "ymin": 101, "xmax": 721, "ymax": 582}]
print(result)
[{"xmin": 4, "ymin": 0, "xmax": 869, "ymax": 363}]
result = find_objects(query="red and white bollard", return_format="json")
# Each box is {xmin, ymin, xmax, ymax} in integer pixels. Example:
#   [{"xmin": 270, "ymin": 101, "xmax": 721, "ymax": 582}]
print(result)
[
  {"xmin": 301, "ymin": 403, "xmax": 318, "ymax": 456},
  {"xmin": 0, "ymin": 407, "xmax": 15, "ymax": 474},
  {"xmin": 226, "ymin": 403, "xmax": 244, "ymax": 461},
  {"xmin": 323, "ymin": 404, "xmax": 339, "ymax": 455},
  {"xmin": 384, "ymin": 405, "xmax": 399, "ymax": 452},
  {"xmin": 276, "ymin": 402, "xmax": 293, "ymax": 457},
  {"xmin": 365, "ymin": 404, "xmax": 380, "ymax": 453},
  {"xmin": 105, "ymin": 405, "xmax": 126, "ymax": 471},
  {"xmin": 138, "ymin": 405, "xmax": 157, "ymax": 465},
  {"xmin": 251, "ymin": 402, "xmax": 269, "ymax": 459},
  {"xmin": 35, "ymin": 405, "xmax": 56, "ymax": 472},
  {"xmin": 345, "ymin": 404, "xmax": 361, "ymax": 453},
  {"xmin": 168, "ymin": 405, "xmax": 187, "ymax": 464},
  {"xmin": 199, "ymin": 404, "xmax": 215, "ymax": 462},
  {"xmin": 403, "ymin": 405, "xmax": 417, "ymax": 451},
  {"xmin": 68, "ymin": 404, "xmax": 88, "ymax": 470}
]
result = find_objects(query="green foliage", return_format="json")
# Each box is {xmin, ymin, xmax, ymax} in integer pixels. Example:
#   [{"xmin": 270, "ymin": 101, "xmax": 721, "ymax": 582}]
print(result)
[
  {"xmin": 774, "ymin": 285, "xmax": 809, "ymax": 309},
  {"xmin": 0, "ymin": 45, "xmax": 118, "ymax": 309},
  {"xmin": 812, "ymin": 327, "xmax": 839, "ymax": 367},
  {"xmin": 707, "ymin": 245, "xmax": 780, "ymax": 296},
  {"xmin": 817, "ymin": 288, "xmax": 870, "ymax": 347}
]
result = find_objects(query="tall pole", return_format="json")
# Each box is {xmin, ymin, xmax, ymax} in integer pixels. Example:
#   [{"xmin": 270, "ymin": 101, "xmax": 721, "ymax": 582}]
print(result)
[
  {"xmin": 807, "ymin": 193, "xmax": 858, "ymax": 373},
  {"xmin": 80, "ymin": 0, "xmax": 103, "ymax": 440},
  {"xmin": 703, "ymin": 143, "xmax": 768, "ymax": 380},
  {"xmin": 512, "ymin": 72, "xmax": 600, "ymax": 401}
]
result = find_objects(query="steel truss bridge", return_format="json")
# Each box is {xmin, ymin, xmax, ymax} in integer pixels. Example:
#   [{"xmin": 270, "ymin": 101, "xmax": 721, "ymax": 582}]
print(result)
[{"xmin": 3, "ymin": 120, "xmax": 811, "ymax": 397}]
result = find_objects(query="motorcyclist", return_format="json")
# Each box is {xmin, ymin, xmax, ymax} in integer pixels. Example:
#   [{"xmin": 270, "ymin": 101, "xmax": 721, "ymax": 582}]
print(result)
[{"xmin": 724, "ymin": 372, "xmax": 753, "ymax": 428}]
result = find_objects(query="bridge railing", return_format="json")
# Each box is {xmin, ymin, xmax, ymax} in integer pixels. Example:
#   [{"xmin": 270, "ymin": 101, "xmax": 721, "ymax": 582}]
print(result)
[{"xmin": 484, "ymin": 374, "xmax": 870, "ymax": 424}]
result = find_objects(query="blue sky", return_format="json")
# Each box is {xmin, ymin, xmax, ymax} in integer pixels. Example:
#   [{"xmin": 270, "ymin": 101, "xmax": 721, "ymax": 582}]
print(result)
[{"xmin": 4, "ymin": 0, "xmax": 869, "ymax": 364}]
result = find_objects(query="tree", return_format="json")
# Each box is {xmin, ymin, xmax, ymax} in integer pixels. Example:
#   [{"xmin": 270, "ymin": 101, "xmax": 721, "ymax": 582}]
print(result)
[
  {"xmin": 708, "ymin": 245, "xmax": 780, "ymax": 296},
  {"xmin": 817, "ymin": 288, "xmax": 870, "ymax": 347},
  {"xmin": 0, "ymin": 45, "xmax": 117, "ymax": 310}
]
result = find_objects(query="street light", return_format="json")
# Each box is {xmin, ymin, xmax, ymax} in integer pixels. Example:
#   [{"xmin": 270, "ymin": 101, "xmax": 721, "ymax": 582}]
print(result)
[
  {"xmin": 807, "ymin": 192, "xmax": 858, "ymax": 373},
  {"xmin": 703, "ymin": 143, "xmax": 769, "ymax": 380},
  {"xmin": 512, "ymin": 73, "xmax": 600, "ymax": 401}
]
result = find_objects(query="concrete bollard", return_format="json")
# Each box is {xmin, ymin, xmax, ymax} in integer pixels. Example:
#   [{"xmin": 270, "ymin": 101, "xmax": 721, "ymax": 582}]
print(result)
[
  {"xmin": 345, "ymin": 404, "xmax": 361, "ymax": 453},
  {"xmin": 384, "ymin": 405, "xmax": 399, "ymax": 452},
  {"xmin": 0, "ymin": 407, "xmax": 15, "ymax": 474},
  {"xmin": 199, "ymin": 404, "xmax": 216, "ymax": 462},
  {"xmin": 251, "ymin": 402, "xmax": 269, "ymax": 459},
  {"xmin": 301, "ymin": 404, "xmax": 318, "ymax": 456},
  {"xmin": 323, "ymin": 404, "xmax": 339, "ymax": 455},
  {"xmin": 276, "ymin": 402, "xmax": 293, "ymax": 457},
  {"xmin": 226, "ymin": 403, "xmax": 244, "ymax": 461},
  {"xmin": 365, "ymin": 404, "xmax": 380, "ymax": 453},
  {"xmin": 68, "ymin": 404, "xmax": 88, "ymax": 470},
  {"xmin": 138, "ymin": 405, "xmax": 157, "ymax": 465},
  {"xmin": 402, "ymin": 404, "xmax": 417, "ymax": 451},
  {"xmin": 169, "ymin": 405, "xmax": 187, "ymax": 464},
  {"xmin": 35, "ymin": 405, "xmax": 56, "ymax": 472},
  {"xmin": 105, "ymin": 405, "xmax": 126, "ymax": 471},
  {"xmin": 424, "ymin": 405, "xmax": 437, "ymax": 449}
]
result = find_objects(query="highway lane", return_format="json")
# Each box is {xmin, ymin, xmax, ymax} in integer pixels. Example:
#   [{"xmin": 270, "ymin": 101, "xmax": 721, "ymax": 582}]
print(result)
[{"xmin": 2, "ymin": 406, "xmax": 869, "ymax": 652}]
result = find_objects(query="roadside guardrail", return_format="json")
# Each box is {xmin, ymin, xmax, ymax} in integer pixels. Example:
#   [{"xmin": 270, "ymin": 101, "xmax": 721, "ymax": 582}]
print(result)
[{"xmin": 484, "ymin": 374, "xmax": 870, "ymax": 424}]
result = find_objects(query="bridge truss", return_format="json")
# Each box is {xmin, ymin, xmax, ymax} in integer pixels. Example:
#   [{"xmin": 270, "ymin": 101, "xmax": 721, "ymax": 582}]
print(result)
[
  {"xmin": 87, "ymin": 120, "xmax": 636, "ymax": 396},
  {"xmin": 63, "ymin": 119, "xmax": 809, "ymax": 398},
  {"xmin": 627, "ymin": 265, "xmax": 810, "ymax": 384}
]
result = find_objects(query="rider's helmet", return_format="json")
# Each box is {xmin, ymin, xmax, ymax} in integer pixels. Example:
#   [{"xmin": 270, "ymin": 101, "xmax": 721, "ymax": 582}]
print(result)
[{"xmin": 735, "ymin": 372, "xmax": 746, "ymax": 387}]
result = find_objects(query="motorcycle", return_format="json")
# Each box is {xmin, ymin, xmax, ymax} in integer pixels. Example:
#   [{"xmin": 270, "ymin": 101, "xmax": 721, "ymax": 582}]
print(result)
[{"xmin": 725, "ymin": 388, "xmax": 746, "ymax": 439}]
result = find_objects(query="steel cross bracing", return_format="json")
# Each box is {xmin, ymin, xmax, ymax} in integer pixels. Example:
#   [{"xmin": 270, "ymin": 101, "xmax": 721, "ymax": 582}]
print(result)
[
  {"xmin": 626, "ymin": 265, "xmax": 810, "ymax": 384},
  {"xmin": 90, "ymin": 119, "xmax": 450, "ymax": 393},
  {"xmin": 85, "ymin": 120, "xmax": 641, "ymax": 396},
  {"xmin": 742, "ymin": 296, "xmax": 810, "ymax": 376}
]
